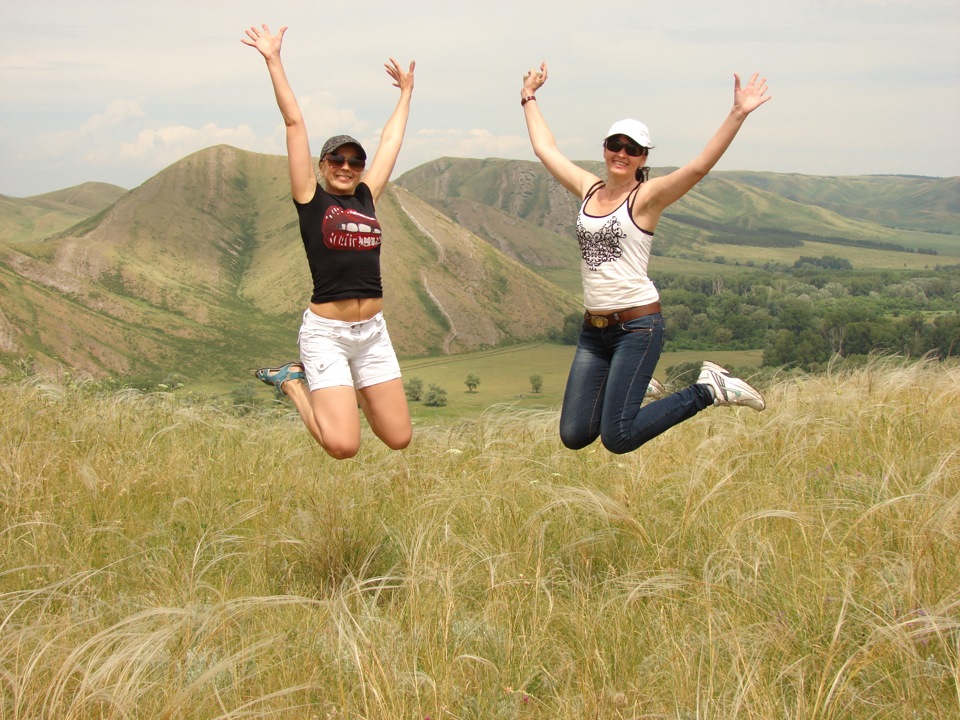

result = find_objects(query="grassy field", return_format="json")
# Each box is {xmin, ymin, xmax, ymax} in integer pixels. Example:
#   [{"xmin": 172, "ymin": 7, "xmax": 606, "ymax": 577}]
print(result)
[
  {"xmin": 397, "ymin": 343, "xmax": 763, "ymax": 422},
  {"xmin": 222, "ymin": 342, "xmax": 764, "ymax": 421},
  {"xmin": 2, "ymin": 358, "xmax": 957, "ymax": 718},
  {"xmin": 692, "ymin": 236, "xmax": 955, "ymax": 271}
]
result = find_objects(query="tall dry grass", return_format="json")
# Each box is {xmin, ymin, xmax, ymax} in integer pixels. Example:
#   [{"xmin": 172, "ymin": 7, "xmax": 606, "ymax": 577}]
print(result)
[{"xmin": 1, "ymin": 359, "xmax": 958, "ymax": 719}]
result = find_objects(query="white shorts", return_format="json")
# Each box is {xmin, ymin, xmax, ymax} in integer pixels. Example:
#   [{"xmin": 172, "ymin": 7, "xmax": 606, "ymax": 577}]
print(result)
[{"xmin": 297, "ymin": 309, "xmax": 402, "ymax": 391}]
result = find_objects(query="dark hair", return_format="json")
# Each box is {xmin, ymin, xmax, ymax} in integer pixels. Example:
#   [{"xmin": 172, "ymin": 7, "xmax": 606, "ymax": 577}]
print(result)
[{"xmin": 636, "ymin": 166, "xmax": 650, "ymax": 184}]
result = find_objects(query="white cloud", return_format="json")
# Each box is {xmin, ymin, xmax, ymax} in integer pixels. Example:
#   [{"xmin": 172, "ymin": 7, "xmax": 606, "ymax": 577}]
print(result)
[
  {"xmin": 79, "ymin": 100, "xmax": 145, "ymax": 133},
  {"xmin": 16, "ymin": 100, "xmax": 275, "ymax": 191},
  {"xmin": 30, "ymin": 102, "xmax": 256, "ymax": 166},
  {"xmin": 1, "ymin": 0, "xmax": 958, "ymax": 196},
  {"xmin": 29, "ymin": 100, "xmax": 148, "ymax": 163},
  {"xmin": 117, "ymin": 122, "xmax": 260, "ymax": 164},
  {"xmin": 386, "ymin": 127, "xmax": 535, "ymax": 176},
  {"xmin": 412, "ymin": 127, "xmax": 530, "ymax": 160},
  {"xmin": 296, "ymin": 91, "xmax": 372, "ymax": 158}
]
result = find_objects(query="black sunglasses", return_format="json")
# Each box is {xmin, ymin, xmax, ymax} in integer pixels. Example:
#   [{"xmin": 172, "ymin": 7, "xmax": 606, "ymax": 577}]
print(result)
[
  {"xmin": 324, "ymin": 153, "xmax": 366, "ymax": 170},
  {"xmin": 604, "ymin": 138, "xmax": 647, "ymax": 157}
]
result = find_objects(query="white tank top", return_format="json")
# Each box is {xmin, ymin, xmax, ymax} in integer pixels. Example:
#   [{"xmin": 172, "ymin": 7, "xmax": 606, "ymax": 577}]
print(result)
[{"xmin": 576, "ymin": 181, "xmax": 659, "ymax": 313}]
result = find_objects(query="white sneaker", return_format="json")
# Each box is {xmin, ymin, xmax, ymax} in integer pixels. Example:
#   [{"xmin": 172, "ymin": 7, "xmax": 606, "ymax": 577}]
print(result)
[
  {"xmin": 645, "ymin": 377, "xmax": 666, "ymax": 400},
  {"xmin": 697, "ymin": 362, "xmax": 765, "ymax": 411},
  {"xmin": 701, "ymin": 361, "xmax": 729, "ymax": 376}
]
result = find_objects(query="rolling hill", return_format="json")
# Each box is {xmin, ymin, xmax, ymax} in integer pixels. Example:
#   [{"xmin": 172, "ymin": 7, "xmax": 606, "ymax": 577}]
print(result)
[
  {"xmin": 719, "ymin": 171, "xmax": 960, "ymax": 234},
  {"xmin": 0, "ymin": 182, "xmax": 126, "ymax": 246},
  {"xmin": 395, "ymin": 159, "xmax": 960, "ymax": 265},
  {"xmin": 0, "ymin": 146, "xmax": 579, "ymax": 381},
  {"xmin": 1, "ymin": 147, "xmax": 957, "ymax": 383}
]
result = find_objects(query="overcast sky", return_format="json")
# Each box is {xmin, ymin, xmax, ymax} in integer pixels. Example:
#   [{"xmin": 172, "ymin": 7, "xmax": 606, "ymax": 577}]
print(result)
[{"xmin": 1, "ymin": 0, "xmax": 958, "ymax": 198}]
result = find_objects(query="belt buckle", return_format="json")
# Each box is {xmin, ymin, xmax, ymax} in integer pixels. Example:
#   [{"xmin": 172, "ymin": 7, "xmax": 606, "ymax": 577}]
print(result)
[{"xmin": 589, "ymin": 315, "xmax": 608, "ymax": 328}]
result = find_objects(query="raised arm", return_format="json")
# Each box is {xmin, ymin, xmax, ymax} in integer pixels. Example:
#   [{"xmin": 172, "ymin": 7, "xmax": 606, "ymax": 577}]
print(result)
[
  {"xmin": 641, "ymin": 73, "xmax": 771, "ymax": 213},
  {"xmin": 521, "ymin": 62, "xmax": 600, "ymax": 199},
  {"xmin": 363, "ymin": 58, "xmax": 416, "ymax": 201},
  {"xmin": 242, "ymin": 24, "xmax": 317, "ymax": 204}
]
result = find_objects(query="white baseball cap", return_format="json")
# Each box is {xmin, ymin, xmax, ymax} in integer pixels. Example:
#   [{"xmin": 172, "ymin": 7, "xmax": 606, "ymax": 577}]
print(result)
[{"xmin": 605, "ymin": 119, "xmax": 652, "ymax": 148}]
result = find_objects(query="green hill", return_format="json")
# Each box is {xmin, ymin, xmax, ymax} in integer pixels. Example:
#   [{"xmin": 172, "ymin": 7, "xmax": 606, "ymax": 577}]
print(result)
[
  {"xmin": 0, "ymin": 181, "xmax": 126, "ymax": 245},
  {"xmin": 0, "ymin": 147, "xmax": 579, "ymax": 381},
  {"xmin": 721, "ymin": 172, "xmax": 960, "ymax": 234},
  {"xmin": 2, "ymin": 148, "xmax": 958, "ymax": 383},
  {"xmin": 396, "ymin": 160, "xmax": 959, "ymax": 267}
]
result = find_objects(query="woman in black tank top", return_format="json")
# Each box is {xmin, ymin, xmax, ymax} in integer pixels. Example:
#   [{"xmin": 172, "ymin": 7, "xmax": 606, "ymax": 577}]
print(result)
[{"xmin": 244, "ymin": 23, "xmax": 415, "ymax": 459}]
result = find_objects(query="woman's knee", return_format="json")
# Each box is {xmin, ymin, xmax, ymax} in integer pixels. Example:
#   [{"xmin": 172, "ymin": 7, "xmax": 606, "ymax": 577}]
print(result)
[
  {"xmin": 381, "ymin": 426, "xmax": 412, "ymax": 451},
  {"xmin": 317, "ymin": 431, "xmax": 361, "ymax": 460},
  {"xmin": 323, "ymin": 442, "xmax": 360, "ymax": 460},
  {"xmin": 560, "ymin": 425, "xmax": 593, "ymax": 451},
  {"xmin": 600, "ymin": 421, "xmax": 661, "ymax": 454},
  {"xmin": 600, "ymin": 433, "xmax": 644, "ymax": 455}
]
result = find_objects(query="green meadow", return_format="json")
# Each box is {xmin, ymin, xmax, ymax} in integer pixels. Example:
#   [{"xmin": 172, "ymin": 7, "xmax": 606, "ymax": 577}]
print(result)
[
  {"xmin": 2, "ymin": 357, "xmax": 957, "ymax": 718},
  {"xmin": 399, "ymin": 344, "xmax": 763, "ymax": 421},
  {"xmin": 240, "ymin": 343, "xmax": 763, "ymax": 422}
]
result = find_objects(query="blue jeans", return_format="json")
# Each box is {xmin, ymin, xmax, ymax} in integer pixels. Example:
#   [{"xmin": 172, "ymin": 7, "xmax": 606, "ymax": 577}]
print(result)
[{"xmin": 559, "ymin": 313, "xmax": 713, "ymax": 454}]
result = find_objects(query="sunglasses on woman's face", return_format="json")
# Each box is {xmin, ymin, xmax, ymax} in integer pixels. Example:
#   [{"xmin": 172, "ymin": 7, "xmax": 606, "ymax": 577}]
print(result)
[
  {"xmin": 324, "ymin": 153, "xmax": 366, "ymax": 170},
  {"xmin": 604, "ymin": 138, "xmax": 647, "ymax": 157}
]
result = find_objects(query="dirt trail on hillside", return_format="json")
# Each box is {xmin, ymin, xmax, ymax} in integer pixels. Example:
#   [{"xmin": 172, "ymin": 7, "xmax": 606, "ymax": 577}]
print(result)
[{"xmin": 392, "ymin": 189, "xmax": 459, "ymax": 355}]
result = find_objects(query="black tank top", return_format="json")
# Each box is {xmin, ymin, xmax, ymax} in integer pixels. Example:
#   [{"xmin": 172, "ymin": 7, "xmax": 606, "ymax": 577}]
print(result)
[{"xmin": 293, "ymin": 182, "xmax": 383, "ymax": 303}]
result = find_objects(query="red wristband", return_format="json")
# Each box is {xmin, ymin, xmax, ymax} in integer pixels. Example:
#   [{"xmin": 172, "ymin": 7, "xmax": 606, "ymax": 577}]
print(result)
[{"xmin": 521, "ymin": 96, "xmax": 536, "ymax": 106}]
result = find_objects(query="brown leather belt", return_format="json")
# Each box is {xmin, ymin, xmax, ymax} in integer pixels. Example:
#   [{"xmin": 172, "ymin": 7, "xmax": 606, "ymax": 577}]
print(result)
[{"xmin": 583, "ymin": 301, "xmax": 662, "ymax": 329}]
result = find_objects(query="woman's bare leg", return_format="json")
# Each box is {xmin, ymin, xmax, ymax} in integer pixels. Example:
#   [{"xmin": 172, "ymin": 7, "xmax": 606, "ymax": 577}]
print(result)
[
  {"xmin": 357, "ymin": 378, "xmax": 412, "ymax": 450},
  {"xmin": 280, "ymin": 373, "xmax": 363, "ymax": 459}
]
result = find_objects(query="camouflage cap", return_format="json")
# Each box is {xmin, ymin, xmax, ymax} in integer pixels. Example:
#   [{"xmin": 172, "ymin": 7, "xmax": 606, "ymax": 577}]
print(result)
[{"xmin": 319, "ymin": 134, "xmax": 367, "ymax": 160}]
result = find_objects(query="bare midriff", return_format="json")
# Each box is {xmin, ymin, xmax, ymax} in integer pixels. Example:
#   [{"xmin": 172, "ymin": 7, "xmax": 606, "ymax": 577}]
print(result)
[{"xmin": 309, "ymin": 297, "xmax": 383, "ymax": 322}]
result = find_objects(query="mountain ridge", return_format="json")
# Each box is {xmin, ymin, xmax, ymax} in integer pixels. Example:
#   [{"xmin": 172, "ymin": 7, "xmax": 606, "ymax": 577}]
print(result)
[
  {"xmin": 0, "ymin": 146, "xmax": 580, "ymax": 381},
  {"xmin": 1, "ymin": 145, "xmax": 957, "ymax": 382}
]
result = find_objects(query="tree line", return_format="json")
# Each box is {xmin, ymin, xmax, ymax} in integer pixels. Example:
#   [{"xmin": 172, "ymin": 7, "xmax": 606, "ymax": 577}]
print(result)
[{"xmin": 550, "ymin": 258, "xmax": 960, "ymax": 371}]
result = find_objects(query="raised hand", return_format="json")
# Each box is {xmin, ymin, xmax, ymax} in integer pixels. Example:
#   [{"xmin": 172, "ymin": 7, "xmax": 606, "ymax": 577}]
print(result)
[
  {"xmin": 385, "ymin": 58, "xmax": 415, "ymax": 94},
  {"xmin": 521, "ymin": 61, "xmax": 548, "ymax": 96},
  {"xmin": 241, "ymin": 24, "xmax": 287, "ymax": 60},
  {"xmin": 733, "ymin": 72, "xmax": 772, "ymax": 116}
]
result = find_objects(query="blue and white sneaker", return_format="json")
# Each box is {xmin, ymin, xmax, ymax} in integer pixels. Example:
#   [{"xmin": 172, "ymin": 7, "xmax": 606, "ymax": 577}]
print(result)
[
  {"xmin": 698, "ymin": 362, "xmax": 765, "ymax": 411},
  {"xmin": 646, "ymin": 377, "xmax": 667, "ymax": 400}
]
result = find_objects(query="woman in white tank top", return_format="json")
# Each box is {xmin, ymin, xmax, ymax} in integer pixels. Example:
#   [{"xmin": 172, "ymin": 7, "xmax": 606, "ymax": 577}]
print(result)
[{"xmin": 520, "ymin": 63, "xmax": 771, "ymax": 453}]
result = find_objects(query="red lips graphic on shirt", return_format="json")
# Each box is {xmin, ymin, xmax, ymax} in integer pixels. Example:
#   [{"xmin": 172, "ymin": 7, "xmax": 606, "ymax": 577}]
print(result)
[{"xmin": 321, "ymin": 206, "xmax": 382, "ymax": 251}]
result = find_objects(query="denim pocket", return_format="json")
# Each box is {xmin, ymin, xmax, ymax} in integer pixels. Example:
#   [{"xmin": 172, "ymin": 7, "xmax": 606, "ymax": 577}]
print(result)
[{"xmin": 621, "ymin": 315, "xmax": 658, "ymax": 333}]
